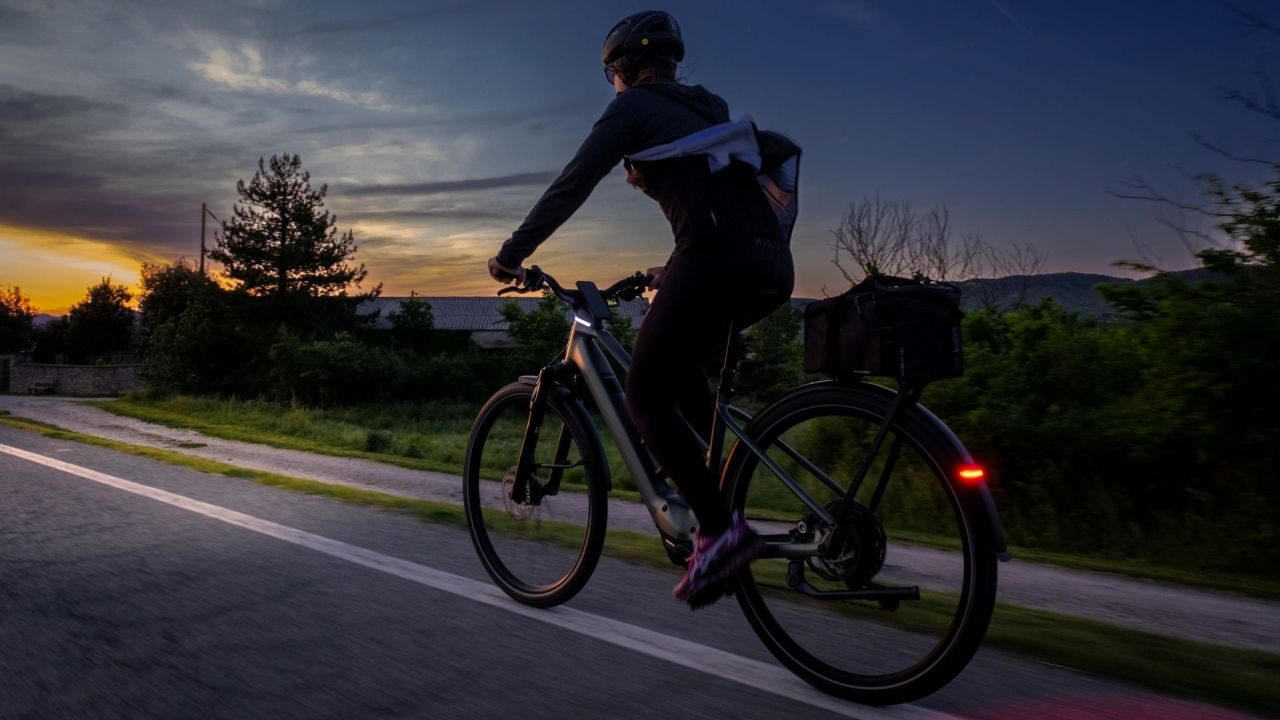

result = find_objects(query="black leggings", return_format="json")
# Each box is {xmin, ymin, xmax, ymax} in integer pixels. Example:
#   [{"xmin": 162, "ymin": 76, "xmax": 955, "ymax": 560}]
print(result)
[{"xmin": 624, "ymin": 238, "xmax": 794, "ymax": 536}]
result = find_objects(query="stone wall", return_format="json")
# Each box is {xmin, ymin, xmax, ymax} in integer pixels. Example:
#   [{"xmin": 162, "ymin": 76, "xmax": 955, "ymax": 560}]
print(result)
[{"xmin": 7, "ymin": 363, "xmax": 141, "ymax": 396}]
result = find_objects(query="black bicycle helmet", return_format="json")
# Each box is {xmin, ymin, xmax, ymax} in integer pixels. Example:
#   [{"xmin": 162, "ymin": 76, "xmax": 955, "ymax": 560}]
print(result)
[{"xmin": 602, "ymin": 10, "xmax": 684, "ymax": 65}]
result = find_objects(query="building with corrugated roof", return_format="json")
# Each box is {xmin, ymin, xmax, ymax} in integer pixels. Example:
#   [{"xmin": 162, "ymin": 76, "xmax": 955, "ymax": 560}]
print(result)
[{"xmin": 357, "ymin": 296, "xmax": 649, "ymax": 350}]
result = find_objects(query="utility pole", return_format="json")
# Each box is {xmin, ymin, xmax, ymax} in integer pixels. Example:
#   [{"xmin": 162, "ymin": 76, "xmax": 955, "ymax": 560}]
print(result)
[
  {"xmin": 200, "ymin": 202, "xmax": 207, "ymax": 275},
  {"xmin": 200, "ymin": 204, "xmax": 222, "ymax": 276}
]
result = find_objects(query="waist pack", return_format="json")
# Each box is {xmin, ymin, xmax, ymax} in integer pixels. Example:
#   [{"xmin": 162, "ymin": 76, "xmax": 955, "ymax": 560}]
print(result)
[{"xmin": 803, "ymin": 275, "xmax": 964, "ymax": 381}]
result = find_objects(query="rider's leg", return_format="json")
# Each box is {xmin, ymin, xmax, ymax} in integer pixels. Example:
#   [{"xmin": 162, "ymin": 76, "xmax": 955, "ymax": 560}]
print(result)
[
  {"xmin": 625, "ymin": 239, "xmax": 794, "ymax": 538},
  {"xmin": 626, "ymin": 259, "xmax": 733, "ymax": 535}
]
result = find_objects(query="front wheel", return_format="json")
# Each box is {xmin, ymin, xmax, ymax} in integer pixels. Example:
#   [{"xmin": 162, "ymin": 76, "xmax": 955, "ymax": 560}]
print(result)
[
  {"xmin": 723, "ymin": 382, "xmax": 998, "ymax": 705},
  {"xmin": 463, "ymin": 381, "xmax": 609, "ymax": 607}
]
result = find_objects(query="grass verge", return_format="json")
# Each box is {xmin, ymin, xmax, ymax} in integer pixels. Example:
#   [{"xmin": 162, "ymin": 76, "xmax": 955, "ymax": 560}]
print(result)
[
  {"xmin": 2, "ymin": 411, "xmax": 1277, "ymax": 715},
  {"xmin": 94, "ymin": 395, "xmax": 1280, "ymax": 601},
  {"xmin": 90, "ymin": 396, "xmax": 473, "ymax": 476}
]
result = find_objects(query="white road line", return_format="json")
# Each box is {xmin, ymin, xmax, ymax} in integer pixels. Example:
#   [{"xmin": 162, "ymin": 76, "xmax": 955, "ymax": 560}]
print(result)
[{"xmin": 0, "ymin": 442, "xmax": 961, "ymax": 720}]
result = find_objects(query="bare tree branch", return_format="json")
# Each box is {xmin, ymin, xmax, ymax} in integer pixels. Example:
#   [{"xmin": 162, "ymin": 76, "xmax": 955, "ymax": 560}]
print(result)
[
  {"xmin": 1220, "ymin": 85, "xmax": 1280, "ymax": 123},
  {"xmin": 1191, "ymin": 131, "xmax": 1278, "ymax": 166},
  {"xmin": 1007, "ymin": 242, "xmax": 1048, "ymax": 310},
  {"xmin": 831, "ymin": 198, "xmax": 1047, "ymax": 313},
  {"xmin": 1110, "ymin": 177, "xmax": 1232, "ymax": 216},
  {"xmin": 1224, "ymin": 2, "xmax": 1280, "ymax": 38},
  {"xmin": 830, "ymin": 196, "xmax": 916, "ymax": 281},
  {"xmin": 1123, "ymin": 226, "xmax": 1166, "ymax": 272}
]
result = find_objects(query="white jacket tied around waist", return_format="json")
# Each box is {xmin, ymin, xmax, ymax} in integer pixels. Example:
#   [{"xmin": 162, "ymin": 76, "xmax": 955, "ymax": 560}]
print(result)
[{"xmin": 626, "ymin": 117, "xmax": 802, "ymax": 242}]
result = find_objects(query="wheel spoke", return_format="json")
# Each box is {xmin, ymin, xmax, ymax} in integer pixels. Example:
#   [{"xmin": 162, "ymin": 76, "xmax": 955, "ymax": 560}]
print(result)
[
  {"xmin": 463, "ymin": 382, "xmax": 607, "ymax": 608},
  {"xmin": 725, "ymin": 384, "xmax": 996, "ymax": 704}
]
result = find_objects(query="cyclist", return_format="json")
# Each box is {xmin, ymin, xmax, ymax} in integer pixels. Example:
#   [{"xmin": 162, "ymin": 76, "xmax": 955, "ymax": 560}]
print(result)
[{"xmin": 488, "ymin": 10, "xmax": 795, "ymax": 607}]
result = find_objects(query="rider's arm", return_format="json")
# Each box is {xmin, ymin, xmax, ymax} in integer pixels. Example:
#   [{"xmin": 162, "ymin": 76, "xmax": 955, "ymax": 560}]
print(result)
[{"xmin": 495, "ymin": 96, "xmax": 640, "ymax": 269}]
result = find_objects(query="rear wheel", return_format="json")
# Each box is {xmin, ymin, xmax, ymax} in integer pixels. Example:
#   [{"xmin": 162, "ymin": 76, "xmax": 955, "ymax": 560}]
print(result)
[
  {"xmin": 723, "ymin": 383, "xmax": 997, "ymax": 704},
  {"xmin": 463, "ymin": 381, "xmax": 608, "ymax": 607}
]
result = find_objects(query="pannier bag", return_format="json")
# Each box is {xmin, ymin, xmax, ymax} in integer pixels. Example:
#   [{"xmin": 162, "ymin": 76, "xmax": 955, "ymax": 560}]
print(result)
[{"xmin": 803, "ymin": 275, "xmax": 964, "ymax": 381}]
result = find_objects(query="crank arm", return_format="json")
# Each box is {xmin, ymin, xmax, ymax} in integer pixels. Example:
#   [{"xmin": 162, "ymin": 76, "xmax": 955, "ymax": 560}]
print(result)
[{"xmin": 786, "ymin": 561, "xmax": 919, "ymax": 603}]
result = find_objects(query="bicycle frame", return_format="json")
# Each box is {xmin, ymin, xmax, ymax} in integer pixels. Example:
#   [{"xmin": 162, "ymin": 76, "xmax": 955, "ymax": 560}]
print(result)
[
  {"xmin": 558, "ymin": 309, "xmax": 700, "ymax": 544},
  {"xmin": 505, "ymin": 273, "xmax": 1006, "ymax": 609},
  {"xmin": 514, "ymin": 281, "xmax": 919, "ymax": 562},
  {"xmin": 472, "ymin": 269, "xmax": 1007, "ymax": 701}
]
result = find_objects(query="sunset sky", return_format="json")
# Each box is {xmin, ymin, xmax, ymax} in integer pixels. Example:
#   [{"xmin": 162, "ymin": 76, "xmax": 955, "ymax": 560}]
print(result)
[{"xmin": 1, "ymin": 0, "xmax": 1276, "ymax": 314}]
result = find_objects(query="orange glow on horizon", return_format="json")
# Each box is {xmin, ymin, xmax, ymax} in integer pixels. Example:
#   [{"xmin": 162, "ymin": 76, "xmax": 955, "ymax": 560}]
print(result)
[
  {"xmin": 0, "ymin": 224, "xmax": 160, "ymax": 314},
  {"xmin": 2, "ymin": 219, "xmax": 834, "ymax": 315}
]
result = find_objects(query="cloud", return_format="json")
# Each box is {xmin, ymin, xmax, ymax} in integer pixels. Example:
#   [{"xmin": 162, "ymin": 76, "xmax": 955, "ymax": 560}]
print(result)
[
  {"xmin": 0, "ymin": 84, "xmax": 120, "ymax": 127},
  {"xmin": 347, "ymin": 209, "xmax": 524, "ymax": 222},
  {"xmin": 343, "ymin": 171, "xmax": 559, "ymax": 197},
  {"xmin": 817, "ymin": 1, "xmax": 904, "ymax": 38},
  {"xmin": 295, "ymin": 101, "xmax": 590, "ymax": 135},
  {"xmin": 0, "ymin": 5, "xmax": 42, "ymax": 44},
  {"xmin": 301, "ymin": 4, "xmax": 471, "ymax": 35},
  {"xmin": 0, "ymin": 83, "xmax": 246, "ymax": 259},
  {"xmin": 188, "ymin": 41, "xmax": 396, "ymax": 110},
  {"xmin": 986, "ymin": 0, "xmax": 1034, "ymax": 36}
]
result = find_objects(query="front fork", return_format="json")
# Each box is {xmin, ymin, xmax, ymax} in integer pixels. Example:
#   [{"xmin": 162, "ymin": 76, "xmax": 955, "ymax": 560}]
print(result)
[{"xmin": 511, "ymin": 364, "xmax": 575, "ymax": 506}]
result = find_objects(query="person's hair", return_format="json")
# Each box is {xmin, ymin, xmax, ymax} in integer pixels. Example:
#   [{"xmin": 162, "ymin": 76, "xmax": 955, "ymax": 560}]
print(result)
[{"xmin": 610, "ymin": 48, "xmax": 679, "ymax": 86}]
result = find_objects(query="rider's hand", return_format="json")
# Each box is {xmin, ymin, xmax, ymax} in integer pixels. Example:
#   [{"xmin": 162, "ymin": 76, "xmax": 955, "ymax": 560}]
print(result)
[
  {"xmin": 645, "ymin": 265, "xmax": 667, "ymax": 291},
  {"xmin": 488, "ymin": 257, "xmax": 526, "ymax": 284}
]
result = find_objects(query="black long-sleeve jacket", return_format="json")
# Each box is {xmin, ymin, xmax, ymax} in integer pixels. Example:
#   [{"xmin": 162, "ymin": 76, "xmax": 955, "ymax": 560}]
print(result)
[{"xmin": 496, "ymin": 82, "xmax": 782, "ymax": 269}]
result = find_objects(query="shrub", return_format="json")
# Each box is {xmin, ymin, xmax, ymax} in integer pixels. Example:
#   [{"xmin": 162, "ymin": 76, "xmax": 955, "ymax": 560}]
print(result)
[{"xmin": 364, "ymin": 429, "xmax": 393, "ymax": 453}]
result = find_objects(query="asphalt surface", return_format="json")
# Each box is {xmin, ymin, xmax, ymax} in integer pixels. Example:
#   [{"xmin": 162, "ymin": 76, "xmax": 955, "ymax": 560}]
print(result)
[
  {"xmin": 1, "ymin": 395, "xmax": 1277, "ymax": 655},
  {"xmin": 0, "ymin": 423, "xmax": 1261, "ymax": 719}
]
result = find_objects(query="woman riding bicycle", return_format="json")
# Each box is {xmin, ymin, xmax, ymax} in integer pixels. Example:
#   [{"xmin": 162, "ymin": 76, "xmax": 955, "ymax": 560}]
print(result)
[{"xmin": 488, "ymin": 10, "xmax": 795, "ymax": 607}]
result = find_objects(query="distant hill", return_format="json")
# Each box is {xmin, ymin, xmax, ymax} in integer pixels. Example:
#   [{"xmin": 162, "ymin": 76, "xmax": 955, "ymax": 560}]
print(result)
[
  {"xmin": 955, "ymin": 272, "xmax": 1124, "ymax": 315},
  {"xmin": 955, "ymin": 269, "xmax": 1217, "ymax": 315},
  {"xmin": 33, "ymin": 313, "xmax": 62, "ymax": 327},
  {"xmin": 793, "ymin": 270, "xmax": 1216, "ymax": 317}
]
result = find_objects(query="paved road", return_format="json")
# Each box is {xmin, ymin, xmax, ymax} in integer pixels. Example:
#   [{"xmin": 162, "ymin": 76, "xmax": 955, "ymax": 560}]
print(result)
[
  {"xmin": 0, "ymin": 423, "xmax": 1260, "ymax": 719},
  {"xmin": 2, "ymin": 395, "xmax": 1278, "ymax": 655}
]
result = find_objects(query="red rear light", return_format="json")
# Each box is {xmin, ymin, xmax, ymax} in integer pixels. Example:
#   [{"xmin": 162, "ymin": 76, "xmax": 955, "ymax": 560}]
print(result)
[{"xmin": 958, "ymin": 466, "xmax": 985, "ymax": 484}]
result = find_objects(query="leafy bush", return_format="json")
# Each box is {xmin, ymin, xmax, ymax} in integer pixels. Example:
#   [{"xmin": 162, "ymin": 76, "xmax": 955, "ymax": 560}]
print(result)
[
  {"xmin": 500, "ymin": 294, "xmax": 569, "ymax": 374},
  {"xmin": 738, "ymin": 302, "xmax": 804, "ymax": 402},
  {"xmin": 364, "ymin": 429, "xmax": 393, "ymax": 453},
  {"xmin": 142, "ymin": 292, "xmax": 274, "ymax": 396},
  {"xmin": 268, "ymin": 329, "xmax": 514, "ymax": 406}
]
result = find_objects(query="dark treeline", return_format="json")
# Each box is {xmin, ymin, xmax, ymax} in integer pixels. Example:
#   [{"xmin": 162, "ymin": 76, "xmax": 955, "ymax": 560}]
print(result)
[
  {"xmin": 132, "ymin": 154, "xmax": 539, "ymax": 405},
  {"xmin": 0, "ymin": 279, "xmax": 136, "ymax": 364}
]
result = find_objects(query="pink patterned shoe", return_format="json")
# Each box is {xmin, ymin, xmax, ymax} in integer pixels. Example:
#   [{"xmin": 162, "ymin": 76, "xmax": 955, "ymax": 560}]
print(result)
[{"xmin": 673, "ymin": 514, "xmax": 764, "ymax": 608}]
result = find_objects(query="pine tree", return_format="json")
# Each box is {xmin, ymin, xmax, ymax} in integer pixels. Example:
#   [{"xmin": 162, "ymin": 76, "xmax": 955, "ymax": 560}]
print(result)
[{"xmin": 210, "ymin": 154, "xmax": 370, "ymax": 301}]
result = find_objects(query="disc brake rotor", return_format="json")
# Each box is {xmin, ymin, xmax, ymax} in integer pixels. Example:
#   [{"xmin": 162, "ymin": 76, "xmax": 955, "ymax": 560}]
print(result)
[
  {"xmin": 807, "ymin": 500, "xmax": 887, "ymax": 587},
  {"xmin": 500, "ymin": 468, "xmax": 542, "ymax": 520}
]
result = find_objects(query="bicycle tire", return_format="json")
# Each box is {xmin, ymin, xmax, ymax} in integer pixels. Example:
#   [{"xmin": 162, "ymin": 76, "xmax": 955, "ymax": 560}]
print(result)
[
  {"xmin": 723, "ymin": 381, "xmax": 998, "ymax": 705},
  {"xmin": 463, "ymin": 381, "xmax": 609, "ymax": 607}
]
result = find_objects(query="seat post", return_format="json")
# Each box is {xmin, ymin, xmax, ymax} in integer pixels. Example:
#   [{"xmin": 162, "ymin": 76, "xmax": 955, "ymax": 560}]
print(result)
[{"xmin": 707, "ymin": 324, "xmax": 744, "ymax": 477}]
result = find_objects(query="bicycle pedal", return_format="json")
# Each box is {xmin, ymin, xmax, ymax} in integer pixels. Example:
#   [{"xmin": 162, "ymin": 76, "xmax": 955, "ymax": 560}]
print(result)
[{"xmin": 663, "ymin": 537, "xmax": 693, "ymax": 567}]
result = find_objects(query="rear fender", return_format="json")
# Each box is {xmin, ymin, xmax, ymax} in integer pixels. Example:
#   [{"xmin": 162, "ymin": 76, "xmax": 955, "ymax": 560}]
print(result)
[
  {"xmin": 851, "ymin": 381, "xmax": 1011, "ymax": 561},
  {"xmin": 766, "ymin": 380, "xmax": 1011, "ymax": 562}
]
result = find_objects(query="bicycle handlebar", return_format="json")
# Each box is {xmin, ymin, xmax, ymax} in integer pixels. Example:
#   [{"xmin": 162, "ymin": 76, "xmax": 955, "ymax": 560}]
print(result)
[{"xmin": 496, "ymin": 266, "xmax": 652, "ymax": 307}]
